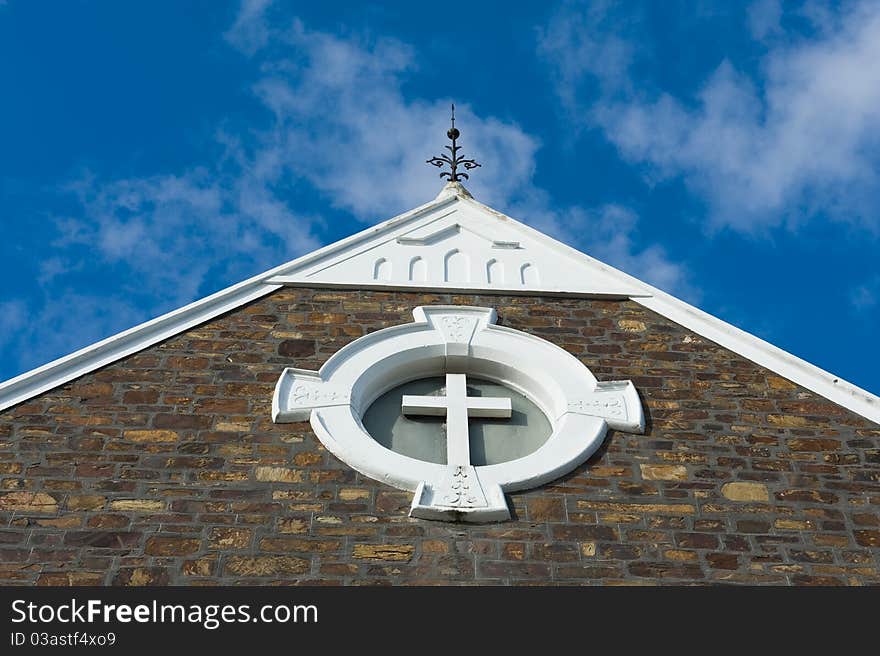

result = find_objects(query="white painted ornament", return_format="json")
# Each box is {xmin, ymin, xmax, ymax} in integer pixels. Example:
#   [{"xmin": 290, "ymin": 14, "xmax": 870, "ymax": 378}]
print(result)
[{"xmin": 272, "ymin": 305, "xmax": 645, "ymax": 522}]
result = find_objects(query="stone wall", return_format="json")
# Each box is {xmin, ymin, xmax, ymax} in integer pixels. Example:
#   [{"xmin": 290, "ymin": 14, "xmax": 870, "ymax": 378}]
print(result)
[{"xmin": 1, "ymin": 288, "xmax": 878, "ymax": 585}]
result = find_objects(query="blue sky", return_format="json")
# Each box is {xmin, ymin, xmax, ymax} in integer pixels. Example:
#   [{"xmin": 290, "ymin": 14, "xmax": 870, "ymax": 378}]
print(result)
[{"xmin": 0, "ymin": 0, "xmax": 878, "ymax": 394}]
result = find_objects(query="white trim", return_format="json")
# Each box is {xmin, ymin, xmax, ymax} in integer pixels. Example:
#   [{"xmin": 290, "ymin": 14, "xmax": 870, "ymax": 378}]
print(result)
[
  {"xmin": 262, "ymin": 278, "xmax": 646, "ymax": 299},
  {"xmin": 456, "ymin": 193, "xmax": 880, "ymax": 426},
  {"xmin": 1, "ymin": 182, "xmax": 878, "ymax": 425}
]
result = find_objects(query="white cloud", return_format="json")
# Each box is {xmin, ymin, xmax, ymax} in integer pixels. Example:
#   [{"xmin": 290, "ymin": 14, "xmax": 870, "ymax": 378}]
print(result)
[
  {"xmin": 235, "ymin": 18, "xmax": 541, "ymax": 219},
  {"xmin": 3, "ymin": 294, "xmax": 146, "ymax": 377},
  {"xmin": 0, "ymin": 300, "xmax": 27, "ymax": 348},
  {"xmin": 223, "ymin": 0, "xmax": 273, "ymax": 55},
  {"xmin": 57, "ymin": 167, "xmax": 321, "ymax": 307},
  {"xmin": 747, "ymin": 0, "xmax": 784, "ymax": 41},
  {"xmin": 540, "ymin": 0, "xmax": 880, "ymax": 234},
  {"xmin": 6, "ymin": 4, "xmax": 695, "ymax": 381},
  {"xmin": 850, "ymin": 276, "xmax": 879, "ymax": 312}
]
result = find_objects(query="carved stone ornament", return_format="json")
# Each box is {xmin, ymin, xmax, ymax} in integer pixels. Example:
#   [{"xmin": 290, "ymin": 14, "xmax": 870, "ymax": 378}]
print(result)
[{"xmin": 272, "ymin": 306, "xmax": 645, "ymax": 522}]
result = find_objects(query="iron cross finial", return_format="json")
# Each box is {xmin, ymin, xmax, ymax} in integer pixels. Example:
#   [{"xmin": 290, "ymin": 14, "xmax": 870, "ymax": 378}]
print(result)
[{"xmin": 426, "ymin": 103, "xmax": 482, "ymax": 182}]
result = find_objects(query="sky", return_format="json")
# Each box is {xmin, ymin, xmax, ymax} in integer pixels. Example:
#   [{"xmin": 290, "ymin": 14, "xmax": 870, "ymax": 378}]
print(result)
[{"xmin": 0, "ymin": 0, "xmax": 878, "ymax": 394}]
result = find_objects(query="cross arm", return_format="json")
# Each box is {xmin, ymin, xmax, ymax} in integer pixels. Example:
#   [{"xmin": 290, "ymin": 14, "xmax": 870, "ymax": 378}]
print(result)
[{"xmin": 402, "ymin": 395, "xmax": 448, "ymax": 416}]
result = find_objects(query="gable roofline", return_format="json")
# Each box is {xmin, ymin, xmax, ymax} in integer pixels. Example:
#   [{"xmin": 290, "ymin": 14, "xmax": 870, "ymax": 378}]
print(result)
[
  {"xmin": 1, "ymin": 184, "xmax": 878, "ymax": 425},
  {"xmin": 0, "ymin": 191, "xmax": 455, "ymax": 411}
]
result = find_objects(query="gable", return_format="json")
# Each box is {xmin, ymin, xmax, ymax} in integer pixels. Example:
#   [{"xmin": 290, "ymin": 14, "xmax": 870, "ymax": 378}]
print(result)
[{"xmin": 0, "ymin": 182, "xmax": 878, "ymax": 424}]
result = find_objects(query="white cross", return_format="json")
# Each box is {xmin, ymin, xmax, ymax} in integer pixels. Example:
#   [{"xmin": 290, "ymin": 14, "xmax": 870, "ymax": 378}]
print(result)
[{"xmin": 401, "ymin": 373, "xmax": 512, "ymax": 466}]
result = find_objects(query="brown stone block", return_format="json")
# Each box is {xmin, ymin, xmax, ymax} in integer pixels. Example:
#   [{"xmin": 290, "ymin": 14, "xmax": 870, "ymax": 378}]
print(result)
[
  {"xmin": 66, "ymin": 495, "xmax": 106, "ymax": 511},
  {"xmin": 422, "ymin": 540, "xmax": 449, "ymax": 555},
  {"xmin": 153, "ymin": 414, "xmax": 212, "ymax": 430},
  {"xmin": 73, "ymin": 382, "xmax": 114, "ymax": 398},
  {"xmin": 790, "ymin": 550, "xmax": 834, "ymax": 563},
  {"xmin": 338, "ymin": 488, "xmax": 369, "ymax": 501},
  {"xmin": 307, "ymin": 312, "xmax": 347, "ymax": 324},
  {"xmin": 260, "ymin": 538, "xmax": 341, "ymax": 553},
  {"xmin": 478, "ymin": 561, "xmax": 551, "ymax": 579},
  {"xmin": 122, "ymin": 390, "xmax": 160, "ymax": 404},
  {"xmin": 775, "ymin": 489, "xmax": 838, "ymax": 504},
  {"xmin": 626, "ymin": 529, "xmax": 672, "ymax": 543},
  {"xmin": 787, "ymin": 438, "xmax": 841, "ymax": 452},
  {"xmin": 225, "ymin": 555, "xmax": 309, "ymax": 576},
  {"xmin": 352, "ymin": 544, "xmax": 415, "ymax": 561},
  {"xmin": 109, "ymin": 499, "xmax": 165, "ymax": 512},
  {"xmin": 320, "ymin": 563, "xmax": 359, "ymax": 576},
  {"xmin": 375, "ymin": 491, "xmax": 410, "ymax": 514},
  {"xmin": 255, "ymin": 466, "xmax": 303, "ymax": 483},
  {"xmin": 198, "ymin": 471, "xmax": 250, "ymax": 482},
  {"xmin": 36, "ymin": 516, "xmax": 82, "ymax": 528},
  {"xmin": 293, "ymin": 451, "xmax": 323, "ymax": 467},
  {"xmin": 196, "ymin": 399, "xmax": 249, "ymax": 414},
  {"xmin": 721, "ymin": 481, "xmax": 769, "ymax": 502},
  {"xmin": 665, "ymin": 549, "xmax": 699, "ymax": 561},
  {"xmin": 852, "ymin": 513, "xmax": 879, "ymax": 526},
  {"xmin": 164, "ymin": 356, "xmax": 210, "ymax": 370},
  {"xmin": 182, "ymin": 557, "xmax": 216, "ymax": 577},
  {"xmin": 278, "ymin": 339, "xmax": 316, "ymax": 358},
  {"xmin": 113, "ymin": 567, "xmax": 170, "ymax": 586},
  {"xmin": 706, "ymin": 553, "xmax": 739, "ymax": 570},
  {"xmin": 639, "ymin": 464, "xmax": 687, "ymax": 481},
  {"xmin": 617, "ymin": 319, "xmax": 646, "ymax": 332},
  {"xmin": 526, "ymin": 497, "xmax": 565, "ymax": 522},
  {"xmin": 628, "ymin": 562, "xmax": 705, "ymax": 579},
  {"xmin": 502, "ymin": 543, "xmax": 526, "ymax": 560},
  {"xmin": 855, "ymin": 530, "xmax": 880, "ymax": 547},
  {"xmin": 0, "ymin": 492, "xmax": 57, "ymax": 513},
  {"xmin": 556, "ymin": 565, "xmax": 623, "ymax": 579},
  {"xmin": 791, "ymin": 574, "xmax": 845, "ymax": 586},
  {"xmin": 779, "ymin": 401, "xmax": 847, "ymax": 416},
  {"xmin": 209, "ymin": 527, "xmax": 252, "ymax": 549},
  {"xmin": 813, "ymin": 534, "xmax": 849, "ymax": 547},
  {"xmin": 774, "ymin": 519, "xmax": 814, "ymax": 530},
  {"xmin": 277, "ymin": 517, "xmax": 309, "ymax": 534},
  {"xmin": 36, "ymin": 572, "xmax": 105, "ymax": 586},
  {"xmin": 737, "ymin": 520, "xmax": 770, "ymax": 533},
  {"xmin": 767, "ymin": 376, "xmax": 797, "ymax": 390},
  {"xmin": 144, "ymin": 536, "xmax": 200, "ymax": 556},
  {"xmin": 676, "ymin": 533, "xmax": 719, "ymax": 549},
  {"xmin": 767, "ymin": 414, "xmax": 813, "ymax": 428}
]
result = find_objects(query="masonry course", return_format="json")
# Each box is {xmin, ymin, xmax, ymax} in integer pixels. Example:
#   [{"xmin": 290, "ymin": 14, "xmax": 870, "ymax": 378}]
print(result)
[{"xmin": 0, "ymin": 287, "xmax": 878, "ymax": 585}]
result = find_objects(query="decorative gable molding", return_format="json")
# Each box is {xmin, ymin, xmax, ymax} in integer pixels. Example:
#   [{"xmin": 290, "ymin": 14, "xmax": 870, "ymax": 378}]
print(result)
[
  {"xmin": 264, "ymin": 184, "xmax": 648, "ymax": 297},
  {"xmin": 1, "ymin": 182, "xmax": 878, "ymax": 425}
]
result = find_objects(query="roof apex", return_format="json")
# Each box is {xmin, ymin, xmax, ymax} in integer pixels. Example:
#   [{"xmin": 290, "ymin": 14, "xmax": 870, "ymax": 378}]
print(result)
[{"xmin": 434, "ymin": 181, "xmax": 474, "ymax": 201}]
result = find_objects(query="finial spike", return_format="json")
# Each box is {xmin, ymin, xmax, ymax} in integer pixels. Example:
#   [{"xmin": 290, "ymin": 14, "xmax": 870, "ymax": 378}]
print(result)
[{"xmin": 426, "ymin": 103, "xmax": 481, "ymax": 182}]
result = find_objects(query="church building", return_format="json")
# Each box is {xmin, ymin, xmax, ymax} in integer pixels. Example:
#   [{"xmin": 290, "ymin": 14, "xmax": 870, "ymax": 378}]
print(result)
[{"xmin": 1, "ymin": 119, "xmax": 878, "ymax": 586}]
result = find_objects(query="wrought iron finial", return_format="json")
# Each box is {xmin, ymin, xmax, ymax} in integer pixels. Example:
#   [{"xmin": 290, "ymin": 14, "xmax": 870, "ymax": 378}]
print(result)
[{"xmin": 426, "ymin": 104, "xmax": 481, "ymax": 182}]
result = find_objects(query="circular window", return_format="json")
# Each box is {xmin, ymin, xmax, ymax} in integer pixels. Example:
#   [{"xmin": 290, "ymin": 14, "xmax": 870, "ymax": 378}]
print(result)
[
  {"xmin": 362, "ymin": 376, "xmax": 552, "ymax": 466},
  {"xmin": 272, "ymin": 305, "xmax": 644, "ymax": 522}
]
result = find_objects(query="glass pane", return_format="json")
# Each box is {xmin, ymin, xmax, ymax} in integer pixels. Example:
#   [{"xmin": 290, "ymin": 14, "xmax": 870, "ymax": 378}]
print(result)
[{"xmin": 362, "ymin": 376, "xmax": 552, "ymax": 466}]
